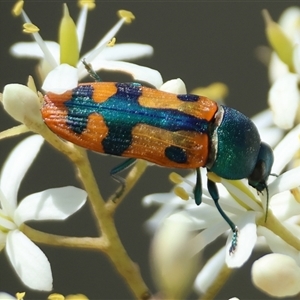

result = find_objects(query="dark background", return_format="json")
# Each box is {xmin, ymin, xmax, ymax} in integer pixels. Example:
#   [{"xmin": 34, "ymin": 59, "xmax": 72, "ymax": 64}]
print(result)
[{"xmin": 0, "ymin": 1, "xmax": 298, "ymax": 299}]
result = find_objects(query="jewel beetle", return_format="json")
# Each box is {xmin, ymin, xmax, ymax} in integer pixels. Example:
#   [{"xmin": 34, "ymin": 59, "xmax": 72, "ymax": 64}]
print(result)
[{"xmin": 41, "ymin": 64, "xmax": 274, "ymax": 253}]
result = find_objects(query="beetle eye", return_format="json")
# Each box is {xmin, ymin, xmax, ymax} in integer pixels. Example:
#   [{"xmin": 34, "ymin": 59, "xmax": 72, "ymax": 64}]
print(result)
[
  {"xmin": 248, "ymin": 142, "xmax": 274, "ymax": 192},
  {"xmin": 248, "ymin": 160, "xmax": 268, "ymax": 192},
  {"xmin": 249, "ymin": 160, "xmax": 265, "ymax": 182}
]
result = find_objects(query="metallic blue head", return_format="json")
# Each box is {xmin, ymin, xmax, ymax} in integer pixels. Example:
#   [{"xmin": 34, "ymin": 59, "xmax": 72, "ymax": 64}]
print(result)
[{"xmin": 208, "ymin": 105, "xmax": 274, "ymax": 193}]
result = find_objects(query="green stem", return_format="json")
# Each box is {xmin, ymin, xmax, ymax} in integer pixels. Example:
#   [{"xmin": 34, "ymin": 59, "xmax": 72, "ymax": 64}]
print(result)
[
  {"xmin": 26, "ymin": 124, "xmax": 151, "ymax": 299},
  {"xmin": 22, "ymin": 225, "xmax": 105, "ymax": 250},
  {"xmin": 74, "ymin": 149, "xmax": 151, "ymax": 299},
  {"xmin": 259, "ymin": 210, "xmax": 300, "ymax": 251}
]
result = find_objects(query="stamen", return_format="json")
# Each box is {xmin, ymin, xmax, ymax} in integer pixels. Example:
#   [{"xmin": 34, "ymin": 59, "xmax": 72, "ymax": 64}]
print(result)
[
  {"xmin": 107, "ymin": 37, "xmax": 116, "ymax": 47},
  {"xmin": 207, "ymin": 172, "xmax": 221, "ymax": 183},
  {"xmin": 16, "ymin": 292, "xmax": 26, "ymax": 300},
  {"xmin": 78, "ymin": 0, "xmax": 96, "ymax": 10},
  {"xmin": 174, "ymin": 187, "xmax": 190, "ymax": 201},
  {"xmin": 169, "ymin": 172, "xmax": 184, "ymax": 184},
  {"xmin": 117, "ymin": 10, "xmax": 135, "ymax": 24},
  {"xmin": 23, "ymin": 22, "xmax": 39, "ymax": 33},
  {"xmin": 78, "ymin": 41, "xmax": 108, "ymax": 71},
  {"xmin": 13, "ymin": 1, "xmax": 57, "ymax": 68},
  {"xmin": 79, "ymin": 11, "xmax": 135, "ymax": 73},
  {"xmin": 291, "ymin": 187, "xmax": 300, "ymax": 203},
  {"xmin": 95, "ymin": 9, "xmax": 135, "ymax": 49},
  {"xmin": 12, "ymin": 0, "xmax": 24, "ymax": 16},
  {"xmin": 76, "ymin": 0, "xmax": 95, "ymax": 51},
  {"xmin": 48, "ymin": 293, "xmax": 65, "ymax": 300}
]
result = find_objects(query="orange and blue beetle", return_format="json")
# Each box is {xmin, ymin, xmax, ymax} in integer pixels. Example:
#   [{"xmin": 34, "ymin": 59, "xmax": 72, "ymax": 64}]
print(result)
[{"xmin": 41, "ymin": 63, "xmax": 274, "ymax": 253}]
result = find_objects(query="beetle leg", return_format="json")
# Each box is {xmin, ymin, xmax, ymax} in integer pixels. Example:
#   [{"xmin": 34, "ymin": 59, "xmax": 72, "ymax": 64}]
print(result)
[
  {"xmin": 82, "ymin": 58, "xmax": 102, "ymax": 82},
  {"xmin": 110, "ymin": 158, "xmax": 137, "ymax": 201},
  {"xmin": 193, "ymin": 168, "xmax": 202, "ymax": 205},
  {"xmin": 207, "ymin": 175, "xmax": 238, "ymax": 254}
]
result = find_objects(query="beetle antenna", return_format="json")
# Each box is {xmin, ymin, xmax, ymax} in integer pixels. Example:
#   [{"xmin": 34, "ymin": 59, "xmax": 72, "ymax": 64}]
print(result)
[{"xmin": 264, "ymin": 185, "xmax": 270, "ymax": 222}]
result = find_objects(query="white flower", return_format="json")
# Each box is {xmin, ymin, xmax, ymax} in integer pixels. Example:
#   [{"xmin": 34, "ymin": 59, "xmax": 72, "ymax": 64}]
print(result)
[
  {"xmin": 252, "ymin": 253, "xmax": 300, "ymax": 297},
  {"xmin": 263, "ymin": 8, "xmax": 300, "ymax": 129},
  {"xmin": 144, "ymin": 117, "xmax": 300, "ymax": 295},
  {"xmin": 267, "ymin": 7, "xmax": 300, "ymax": 83},
  {"xmin": 11, "ymin": 2, "xmax": 162, "ymax": 93},
  {"xmin": 2, "ymin": 83, "xmax": 42, "ymax": 125},
  {"xmin": 0, "ymin": 135, "xmax": 87, "ymax": 291},
  {"xmin": 0, "ymin": 292, "xmax": 18, "ymax": 300},
  {"xmin": 150, "ymin": 213, "xmax": 201, "ymax": 299}
]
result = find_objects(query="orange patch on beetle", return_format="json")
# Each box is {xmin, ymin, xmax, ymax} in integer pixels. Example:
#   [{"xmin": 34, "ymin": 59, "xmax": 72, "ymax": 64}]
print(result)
[
  {"xmin": 84, "ymin": 82, "xmax": 117, "ymax": 103},
  {"xmin": 42, "ymin": 92, "xmax": 70, "ymax": 129},
  {"xmin": 72, "ymin": 113, "xmax": 109, "ymax": 152},
  {"xmin": 138, "ymin": 87, "xmax": 218, "ymax": 121},
  {"xmin": 42, "ymin": 92, "xmax": 109, "ymax": 152},
  {"xmin": 122, "ymin": 123, "xmax": 209, "ymax": 169}
]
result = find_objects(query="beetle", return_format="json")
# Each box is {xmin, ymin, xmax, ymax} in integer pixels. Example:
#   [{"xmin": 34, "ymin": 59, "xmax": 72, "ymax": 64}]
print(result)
[{"xmin": 41, "ymin": 66, "xmax": 274, "ymax": 253}]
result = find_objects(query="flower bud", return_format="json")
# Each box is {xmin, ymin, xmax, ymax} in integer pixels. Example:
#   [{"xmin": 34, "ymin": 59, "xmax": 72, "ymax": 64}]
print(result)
[
  {"xmin": 268, "ymin": 73, "xmax": 300, "ymax": 129},
  {"xmin": 262, "ymin": 9, "xmax": 294, "ymax": 71},
  {"xmin": 2, "ymin": 84, "xmax": 43, "ymax": 125},
  {"xmin": 252, "ymin": 253, "xmax": 300, "ymax": 297},
  {"xmin": 150, "ymin": 213, "xmax": 200, "ymax": 299}
]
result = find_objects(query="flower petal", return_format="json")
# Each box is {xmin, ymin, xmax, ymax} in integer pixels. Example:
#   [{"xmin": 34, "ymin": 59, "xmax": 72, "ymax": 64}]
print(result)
[
  {"xmin": 251, "ymin": 109, "xmax": 274, "ymax": 129},
  {"xmin": 0, "ymin": 135, "xmax": 44, "ymax": 217},
  {"xmin": 257, "ymin": 226, "xmax": 300, "ymax": 264},
  {"xmin": 2, "ymin": 84, "xmax": 43, "ymax": 125},
  {"xmin": 10, "ymin": 41, "xmax": 60, "ymax": 62},
  {"xmin": 0, "ymin": 214, "xmax": 17, "ymax": 232},
  {"xmin": 278, "ymin": 7, "xmax": 300, "ymax": 41},
  {"xmin": 269, "ymin": 166, "xmax": 300, "ymax": 196},
  {"xmin": 42, "ymin": 64, "xmax": 78, "ymax": 93},
  {"xmin": 270, "ymin": 191, "xmax": 300, "ymax": 221},
  {"xmin": 272, "ymin": 124, "xmax": 300, "ymax": 174},
  {"xmin": 251, "ymin": 109, "xmax": 284, "ymax": 147},
  {"xmin": 221, "ymin": 180, "xmax": 262, "ymax": 212},
  {"xmin": 258, "ymin": 127, "xmax": 284, "ymax": 148},
  {"xmin": 268, "ymin": 52, "xmax": 289, "ymax": 83},
  {"xmin": 185, "ymin": 204, "xmax": 225, "ymax": 228},
  {"xmin": 226, "ymin": 211, "xmax": 257, "ymax": 268},
  {"xmin": 194, "ymin": 247, "xmax": 226, "ymax": 294},
  {"xmin": 159, "ymin": 79, "xmax": 187, "ymax": 94},
  {"xmin": 0, "ymin": 293, "xmax": 16, "ymax": 300},
  {"xmin": 90, "ymin": 43, "xmax": 153, "ymax": 62},
  {"xmin": 14, "ymin": 187, "xmax": 87, "ymax": 226},
  {"xmin": 293, "ymin": 44, "xmax": 300, "ymax": 75},
  {"xmin": 81, "ymin": 60, "xmax": 163, "ymax": 88},
  {"xmin": 268, "ymin": 73, "xmax": 300, "ymax": 130},
  {"xmin": 0, "ymin": 231, "xmax": 8, "ymax": 250},
  {"xmin": 76, "ymin": 4, "xmax": 88, "ymax": 50},
  {"xmin": 6, "ymin": 230, "xmax": 52, "ymax": 291},
  {"xmin": 150, "ymin": 214, "xmax": 200, "ymax": 299}
]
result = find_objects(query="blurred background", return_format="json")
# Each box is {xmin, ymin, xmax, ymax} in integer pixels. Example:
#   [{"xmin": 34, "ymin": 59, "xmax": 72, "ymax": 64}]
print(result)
[{"xmin": 0, "ymin": 1, "xmax": 298, "ymax": 299}]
